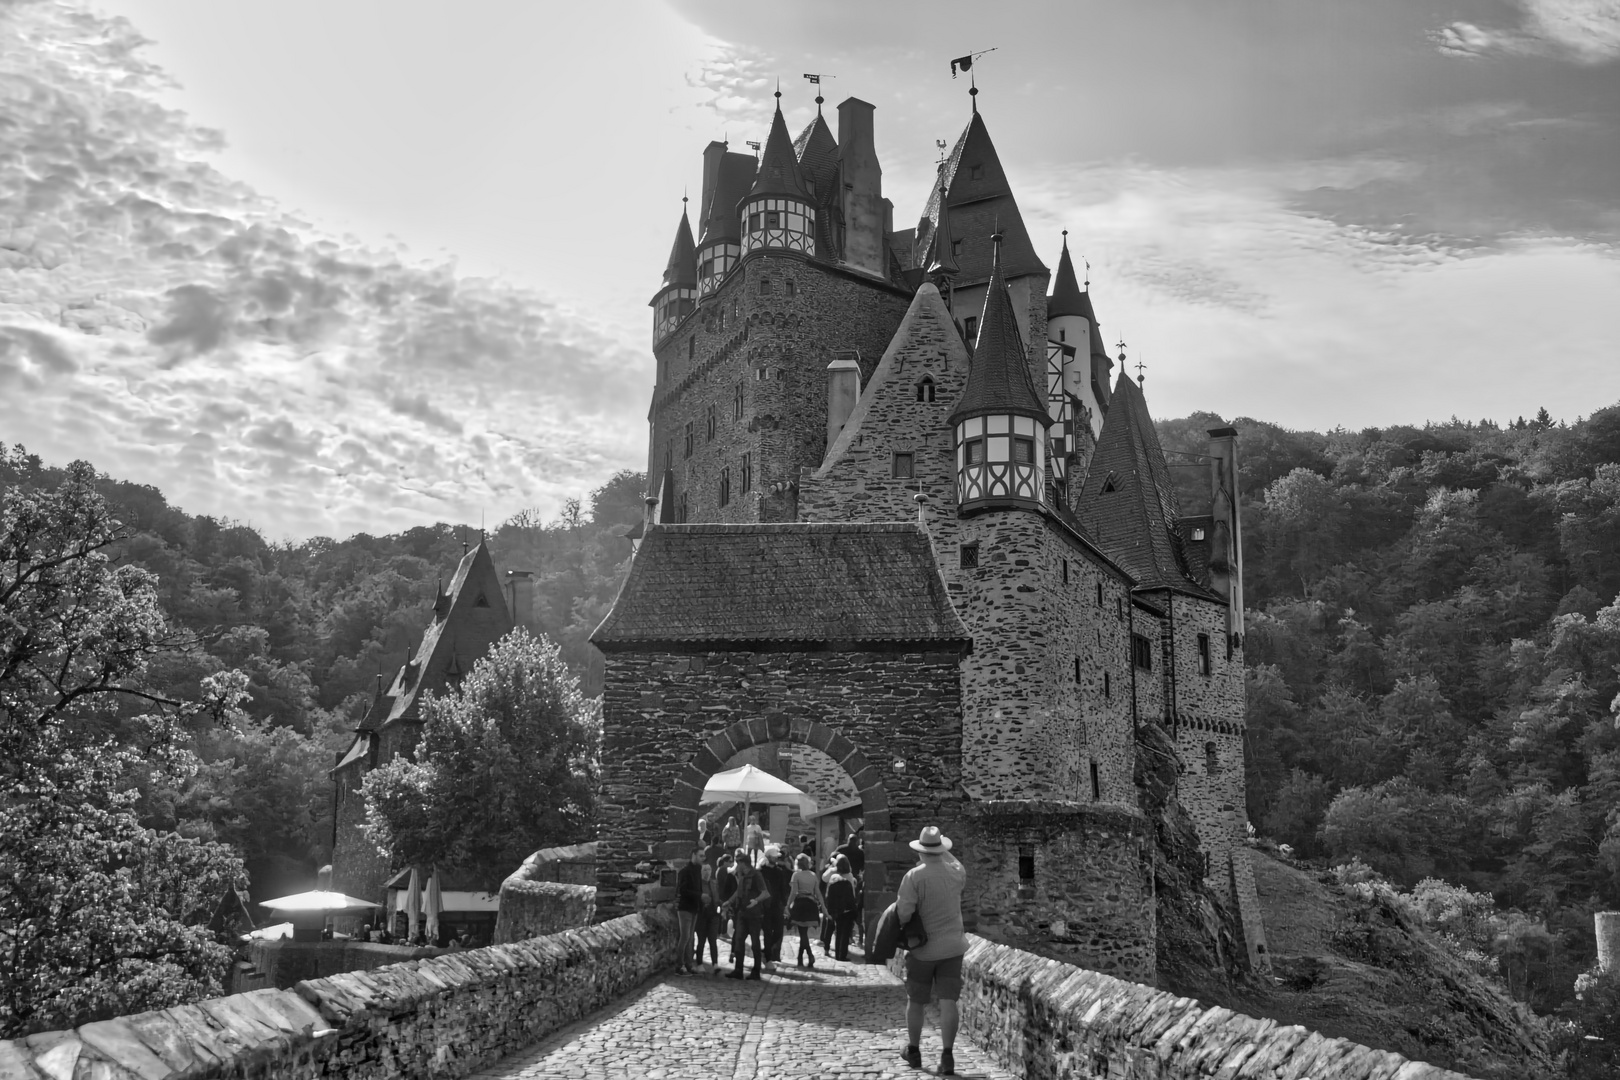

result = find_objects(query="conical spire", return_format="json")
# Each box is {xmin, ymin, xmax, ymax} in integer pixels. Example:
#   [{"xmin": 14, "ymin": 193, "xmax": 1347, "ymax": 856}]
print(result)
[
  {"xmin": 662, "ymin": 202, "xmax": 697, "ymax": 289},
  {"xmin": 1048, "ymin": 232, "xmax": 1091, "ymax": 319},
  {"xmin": 749, "ymin": 95, "xmax": 811, "ymax": 200},
  {"xmin": 948, "ymin": 235, "xmax": 1048, "ymax": 426},
  {"xmin": 924, "ymin": 164, "xmax": 959, "ymax": 280},
  {"xmin": 913, "ymin": 108, "xmax": 1046, "ymax": 286}
]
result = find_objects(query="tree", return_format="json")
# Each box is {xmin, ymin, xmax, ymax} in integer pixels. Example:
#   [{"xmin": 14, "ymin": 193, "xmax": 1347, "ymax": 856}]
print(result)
[
  {"xmin": 361, "ymin": 628, "xmax": 600, "ymax": 890},
  {"xmin": 0, "ymin": 451, "xmax": 245, "ymax": 1036}
]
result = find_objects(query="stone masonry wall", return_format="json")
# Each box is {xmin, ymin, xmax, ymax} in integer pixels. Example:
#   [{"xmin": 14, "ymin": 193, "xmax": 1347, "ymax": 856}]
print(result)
[
  {"xmin": 890, "ymin": 934, "xmax": 1478, "ymax": 1080},
  {"xmin": 239, "ymin": 940, "xmax": 444, "ymax": 992},
  {"xmin": 961, "ymin": 802, "xmax": 1156, "ymax": 982},
  {"xmin": 0, "ymin": 910, "xmax": 680, "ymax": 1080},
  {"xmin": 649, "ymin": 252, "xmax": 911, "ymax": 523},
  {"xmin": 595, "ymin": 647, "xmax": 966, "ymax": 932},
  {"xmin": 330, "ymin": 761, "xmax": 390, "ymax": 910},
  {"xmin": 798, "ymin": 283, "xmax": 1137, "ymax": 808},
  {"xmin": 492, "ymin": 881, "xmax": 596, "ymax": 945}
]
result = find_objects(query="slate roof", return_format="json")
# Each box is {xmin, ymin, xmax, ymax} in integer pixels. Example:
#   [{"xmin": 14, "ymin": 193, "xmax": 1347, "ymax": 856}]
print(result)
[
  {"xmin": 381, "ymin": 541, "xmax": 513, "ymax": 726},
  {"xmin": 591, "ymin": 523, "xmax": 971, "ymax": 650},
  {"xmin": 700, "ymin": 152, "xmax": 757, "ymax": 246},
  {"xmin": 922, "ymin": 164, "xmax": 960, "ymax": 279},
  {"xmin": 750, "ymin": 103, "xmax": 811, "ymax": 201},
  {"xmin": 1077, "ymin": 374, "xmax": 1218, "ymax": 598},
  {"xmin": 911, "ymin": 110, "xmax": 1047, "ymax": 286},
  {"xmin": 794, "ymin": 113, "xmax": 843, "ymax": 259},
  {"xmin": 1049, "ymin": 238, "xmax": 1088, "ymax": 318},
  {"xmin": 660, "ymin": 207, "xmax": 696, "ymax": 290},
  {"xmin": 947, "ymin": 241, "xmax": 1048, "ymax": 426}
]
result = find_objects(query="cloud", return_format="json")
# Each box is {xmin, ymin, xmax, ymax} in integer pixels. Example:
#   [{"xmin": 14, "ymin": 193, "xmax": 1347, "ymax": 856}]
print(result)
[
  {"xmin": 1435, "ymin": 0, "xmax": 1620, "ymax": 63},
  {"xmin": 0, "ymin": 0, "xmax": 652, "ymax": 540}
]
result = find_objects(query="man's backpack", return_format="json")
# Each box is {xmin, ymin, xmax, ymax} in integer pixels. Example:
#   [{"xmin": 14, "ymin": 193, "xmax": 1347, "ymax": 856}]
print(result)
[{"xmin": 826, "ymin": 877, "xmax": 857, "ymax": 917}]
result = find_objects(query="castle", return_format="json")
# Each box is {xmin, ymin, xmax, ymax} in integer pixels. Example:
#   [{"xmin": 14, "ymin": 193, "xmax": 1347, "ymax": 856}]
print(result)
[{"xmin": 590, "ymin": 84, "xmax": 1269, "ymax": 980}]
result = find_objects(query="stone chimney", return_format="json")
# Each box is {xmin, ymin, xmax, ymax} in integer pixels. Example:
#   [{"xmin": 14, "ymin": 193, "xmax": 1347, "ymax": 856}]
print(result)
[
  {"xmin": 505, "ymin": 569, "xmax": 534, "ymax": 627},
  {"xmin": 1207, "ymin": 427, "xmax": 1244, "ymax": 653},
  {"xmin": 698, "ymin": 140, "xmax": 727, "ymax": 228},
  {"xmin": 836, "ymin": 98, "xmax": 884, "ymax": 278},
  {"xmin": 826, "ymin": 353, "xmax": 862, "ymax": 448}
]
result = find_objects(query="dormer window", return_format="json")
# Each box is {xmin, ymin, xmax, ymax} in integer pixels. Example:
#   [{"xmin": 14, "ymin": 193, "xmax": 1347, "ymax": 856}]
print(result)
[
  {"xmin": 969, "ymin": 164, "xmax": 984, "ymax": 180},
  {"xmin": 963, "ymin": 315, "xmax": 979, "ymax": 341},
  {"xmin": 951, "ymin": 239, "xmax": 963, "ymax": 256},
  {"xmin": 1192, "ymin": 527, "xmax": 1206, "ymax": 541}
]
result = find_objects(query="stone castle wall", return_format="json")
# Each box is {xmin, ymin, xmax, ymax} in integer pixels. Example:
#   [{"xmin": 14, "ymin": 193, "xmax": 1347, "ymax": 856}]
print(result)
[
  {"xmin": 962, "ymin": 803, "xmax": 1156, "ymax": 983},
  {"xmin": 594, "ymin": 646, "xmax": 966, "ymax": 930},
  {"xmin": 891, "ymin": 934, "xmax": 1478, "ymax": 1080},
  {"xmin": 329, "ymin": 763, "xmax": 390, "ymax": 908},
  {"xmin": 649, "ymin": 253, "xmax": 911, "ymax": 523},
  {"xmin": 0, "ymin": 911, "xmax": 681, "ymax": 1080}
]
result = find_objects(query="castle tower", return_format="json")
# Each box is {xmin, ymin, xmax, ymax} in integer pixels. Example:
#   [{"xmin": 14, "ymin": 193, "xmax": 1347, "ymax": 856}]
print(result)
[
  {"xmin": 741, "ymin": 93, "xmax": 816, "ymax": 256},
  {"xmin": 951, "ymin": 236, "xmax": 1050, "ymax": 514},
  {"xmin": 695, "ymin": 142, "xmax": 755, "ymax": 300},
  {"xmin": 650, "ymin": 203, "xmax": 697, "ymax": 345},
  {"xmin": 1046, "ymin": 234, "xmax": 1111, "ymax": 444}
]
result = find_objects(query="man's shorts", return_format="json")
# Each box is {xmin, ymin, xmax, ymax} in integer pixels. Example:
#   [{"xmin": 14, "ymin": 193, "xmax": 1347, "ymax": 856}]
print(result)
[{"xmin": 904, "ymin": 953, "xmax": 964, "ymax": 1003}]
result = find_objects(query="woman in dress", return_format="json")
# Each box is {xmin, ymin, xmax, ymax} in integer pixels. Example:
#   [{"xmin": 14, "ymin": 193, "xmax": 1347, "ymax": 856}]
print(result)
[{"xmin": 784, "ymin": 853, "xmax": 827, "ymax": 968}]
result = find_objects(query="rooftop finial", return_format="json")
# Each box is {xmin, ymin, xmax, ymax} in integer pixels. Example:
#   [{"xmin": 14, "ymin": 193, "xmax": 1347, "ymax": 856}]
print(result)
[
  {"xmin": 775, "ymin": 77, "xmax": 781, "ymax": 105},
  {"xmin": 969, "ymin": 82, "xmax": 978, "ymax": 113},
  {"xmin": 1084, "ymin": 256, "xmax": 1091, "ymax": 289}
]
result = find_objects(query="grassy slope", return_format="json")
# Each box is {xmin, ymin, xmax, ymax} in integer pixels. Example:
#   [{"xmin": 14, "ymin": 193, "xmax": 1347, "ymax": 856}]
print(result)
[{"xmin": 1186, "ymin": 851, "xmax": 1555, "ymax": 1079}]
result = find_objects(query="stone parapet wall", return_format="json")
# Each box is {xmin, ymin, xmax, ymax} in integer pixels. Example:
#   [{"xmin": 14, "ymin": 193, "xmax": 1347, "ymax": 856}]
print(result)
[
  {"xmin": 890, "ymin": 934, "xmax": 1477, "ymax": 1080},
  {"xmin": 0, "ymin": 910, "xmax": 679, "ymax": 1080},
  {"xmin": 493, "ymin": 880, "xmax": 596, "ymax": 945},
  {"xmin": 240, "ymin": 939, "xmax": 444, "ymax": 991}
]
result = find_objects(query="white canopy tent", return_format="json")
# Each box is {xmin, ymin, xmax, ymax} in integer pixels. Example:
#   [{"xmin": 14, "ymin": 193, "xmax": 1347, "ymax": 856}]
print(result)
[{"xmin": 700, "ymin": 763, "xmax": 818, "ymax": 822}]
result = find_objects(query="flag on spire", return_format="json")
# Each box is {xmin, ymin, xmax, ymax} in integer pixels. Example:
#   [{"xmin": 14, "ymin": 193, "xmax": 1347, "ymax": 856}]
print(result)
[
  {"xmin": 951, "ymin": 55, "xmax": 973, "ymax": 77},
  {"xmin": 803, "ymin": 73, "xmax": 820, "ymax": 84}
]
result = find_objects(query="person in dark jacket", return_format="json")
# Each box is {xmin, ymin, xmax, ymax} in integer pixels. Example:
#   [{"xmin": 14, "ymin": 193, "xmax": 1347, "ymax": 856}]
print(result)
[
  {"xmin": 722, "ymin": 847, "xmax": 770, "ymax": 979},
  {"xmin": 760, "ymin": 844, "xmax": 790, "ymax": 968},
  {"xmin": 674, "ymin": 846, "xmax": 705, "ymax": 975},
  {"xmin": 825, "ymin": 855, "xmax": 860, "ymax": 961}
]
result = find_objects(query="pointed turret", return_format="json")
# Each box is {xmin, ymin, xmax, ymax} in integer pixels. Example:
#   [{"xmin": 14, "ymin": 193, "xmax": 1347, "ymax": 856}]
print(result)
[
  {"xmin": 1048, "ymin": 236, "xmax": 1089, "ymax": 319},
  {"xmin": 923, "ymin": 165, "xmax": 959, "ymax": 283},
  {"xmin": 1077, "ymin": 373, "xmax": 1211, "ymax": 595},
  {"xmin": 950, "ymin": 237, "xmax": 1050, "ymax": 515},
  {"xmin": 1047, "ymin": 233, "xmax": 1110, "ymax": 440},
  {"xmin": 696, "ymin": 146, "xmax": 757, "ymax": 298},
  {"xmin": 650, "ymin": 203, "xmax": 698, "ymax": 343},
  {"xmin": 740, "ymin": 91, "xmax": 816, "ymax": 257},
  {"xmin": 794, "ymin": 111, "xmax": 841, "ymax": 257}
]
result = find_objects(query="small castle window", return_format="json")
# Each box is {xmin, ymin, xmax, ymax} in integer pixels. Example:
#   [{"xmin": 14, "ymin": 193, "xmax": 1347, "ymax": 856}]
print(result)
[
  {"xmin": 951, "ymin": 238, "xmax": 963, "ymax": 256},
  {"xmin": 1197, "ymin": 633, "xmax": 1211, "ymax": 676},
  {"xmin": 1059, "ymin": 328, "xmax": 1067, "ymax": 342},
  {"xmin": 785, "ymin": 280, "xmax": 796, "ymax": 298},
  {"xmin": 706, "ymin": 403, "xmax": 717, "ymax": 441},
  {"xmin": 964, "ymin": 439, "xmax": 985, "ymax": 466},
  {"xmin": 474, "ymin": 593, "xmax": 490, "ymax": 608},
  {"xmin": 1101, "ymin": 477, "xmax": 1117, "ymax": 493},
  {"xmin": 1104, "ymin": 672, "xmax": 1111, "ymax": 698},
  {"xmin": 1131, "ymin": 633, "xmax": 1153, "ymax": 671},
  {"xmin": 1205, "ymin": 742, "xmax": 1220, "ymax": 775},
  {"xmin": 748, "ymin": 212, "xmax": 760, "ymax": 231},
  {"xmin": 969, "ymin": 164, "xmax": 984, "ymax": 181},
  {"xmin": 759, "ymin": 278, "xmax": 774, "ymax": 296},
  {"xmin": 917, "ymin": 377, "xmax": 936, "ymax": 403},
  {"xmin": 1012, "ymin": 437, "xmax": 1034, "ymax": 464},
  {"xmin": 734, "ymin": 382, "xmax": 744, "ymax": 420},
  {"xmin": 1096, "ymin": 582, "xmax": 1103, "ymax": 607},
  {"xmin": 741, "ymin": 451, "xmax": 752, "ymax": 493},
  {"xmin": 1061, "ymin": 559, "xmax": 1069, "ymax": 584},
  {"xmin": 892, "ymin": 452, "xmax": 915, "ymax": 479},
  {"xmin": 1090, "ymin": 761, "xmax": 1101, "ymax": 801},
  {"xmin": 700, "ymin": 257, "xmax": 714, "ymax": 277},
  {"xmin": 677, "ymin": 491, "xmax": 688, "ymax": 523},
  {"xmin": 1192, "ymin": 527, "xmax": 1206, "ymax": 541},
  {"xmin": 688, "ymin": 337, "xmax": 695, "ymax": 360},
  {"xmin": 684, "ymin": 421, "xmax": 694, "ymax": 458},
  {"xmin": 1116, "ymin": 597, "xmax": 1124, "ymax": 620},
  {"xmin": 963, "ymin": 315, "xmax": 979, "ymax": 340},
  {"xmin": 959, "ymin": 542, "xmax": 979, "ymax": 569},
  {"xmin": 766, "ymin": 210, "xmax": 781, "ymax": 228},
  {"xmin": 719, "ymin": 467, "xmax": 731, "ymax": 508},
  {"xmin": 1018, "ymin": 852, "xmax": 1035, "ymax": 881},
  {"xmin": 1073, "ymin": 657, "xmax": 1081, "ymax": 685}
]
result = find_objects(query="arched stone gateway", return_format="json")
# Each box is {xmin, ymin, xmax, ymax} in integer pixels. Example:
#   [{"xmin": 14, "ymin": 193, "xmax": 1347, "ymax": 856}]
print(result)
[
  {"xmin": 663, "ymin": 715, "xmax": 891, "ymax": 846},
  {"xmin": 589, "ymin": 522, "xmax": 973, "ymax": 928}
]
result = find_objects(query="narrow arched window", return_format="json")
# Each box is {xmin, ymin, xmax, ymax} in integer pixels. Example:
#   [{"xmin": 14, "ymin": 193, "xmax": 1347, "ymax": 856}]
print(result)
[
  {"xmin": 1205, "ymin": 742, "xmax": 1219, "ymax": 774},
  {"xmin": 916, "ymin": 377, "xmax": 936, "ymax": 403}
]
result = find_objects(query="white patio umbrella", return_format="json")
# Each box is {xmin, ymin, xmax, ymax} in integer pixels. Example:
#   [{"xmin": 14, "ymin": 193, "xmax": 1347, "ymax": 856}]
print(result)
[
  {"xmin": 259, "ymin": 891, "xmax": 379, "ymax": 915},
  {"xmin": 404, "ymin": 867, "xmax": 421, "ymax": 942},
  {"xmin": 424, "ymin": 868, "xmax": 442, "ymax": 943},
  {"xmin": 699, "ymin": 764, "xmax": 818, "ymax": 827}
]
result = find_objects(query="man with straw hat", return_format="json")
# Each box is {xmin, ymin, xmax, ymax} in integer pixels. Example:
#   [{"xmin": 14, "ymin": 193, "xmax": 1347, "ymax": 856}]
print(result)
[{"xmin": 895, "ymin": 826, "xmax": 967, "ymax": 1076}]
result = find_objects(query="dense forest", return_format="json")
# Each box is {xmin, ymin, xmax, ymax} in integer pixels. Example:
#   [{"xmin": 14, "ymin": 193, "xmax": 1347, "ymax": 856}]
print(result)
[{"xmin": 4, "ymin": 396, "xmax": 1619, "ymax": 1033}]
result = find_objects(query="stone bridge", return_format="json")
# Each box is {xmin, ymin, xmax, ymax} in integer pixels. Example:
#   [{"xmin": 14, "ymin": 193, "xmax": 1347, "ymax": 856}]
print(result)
[{"xmin": 2, "ymin": 910, "xmax": 1477, "ymax": 1080}]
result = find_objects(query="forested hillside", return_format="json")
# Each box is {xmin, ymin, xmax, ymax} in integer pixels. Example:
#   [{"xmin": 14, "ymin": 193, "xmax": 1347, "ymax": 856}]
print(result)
[
  {"xmin": 0, "ymin": 447, "xmax": 643, "ymax": 903},
  {"xmin": 5, "ymin": 396, "xmax": 1618, "ymax": 1026},
  {"xmin": 1158, "ymin": 401, "xmax": 1620, "ymax": 1016}
]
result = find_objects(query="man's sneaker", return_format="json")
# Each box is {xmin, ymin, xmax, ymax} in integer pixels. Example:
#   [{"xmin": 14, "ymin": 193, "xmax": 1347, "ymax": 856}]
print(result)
[
  {"xmin": 939, "ymin": 1048, "xmax": 955, "ymax": 1076},
  {"xmin": 901, "ymin": 1045, "xmax": 922, "ymax": 1070}
]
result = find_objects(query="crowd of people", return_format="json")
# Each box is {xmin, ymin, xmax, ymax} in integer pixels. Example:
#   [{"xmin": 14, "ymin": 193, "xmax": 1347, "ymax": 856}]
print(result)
[{"xmin": 674, "ymin": 816, "xmax": 868, "ymax": 978}]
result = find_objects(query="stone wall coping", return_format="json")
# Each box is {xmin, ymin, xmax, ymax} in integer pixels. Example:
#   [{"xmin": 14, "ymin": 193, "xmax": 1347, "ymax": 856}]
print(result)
[
  {"xmin": 2, "ymin": 910, "xmax": 678, "ymax": 1080},
  {"xmin": 952, "ymin": 934, "xmax": 1478, "ymax": 1080},
  {"xmin": 965, "ymin": 799, "xmax": 1146, "ymax": 826}
]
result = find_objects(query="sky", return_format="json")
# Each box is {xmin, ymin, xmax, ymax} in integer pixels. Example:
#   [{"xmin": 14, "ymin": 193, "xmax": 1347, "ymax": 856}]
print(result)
[{"xmin": 1, "ymin": 0, "xmax": 1617, "ymax": 540}]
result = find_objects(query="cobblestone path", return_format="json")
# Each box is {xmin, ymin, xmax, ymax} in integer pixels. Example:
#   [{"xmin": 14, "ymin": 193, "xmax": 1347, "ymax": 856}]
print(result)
[{"xmin": 471, "ymin": 950, "xmax": 1016, "ymax": 1080}]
